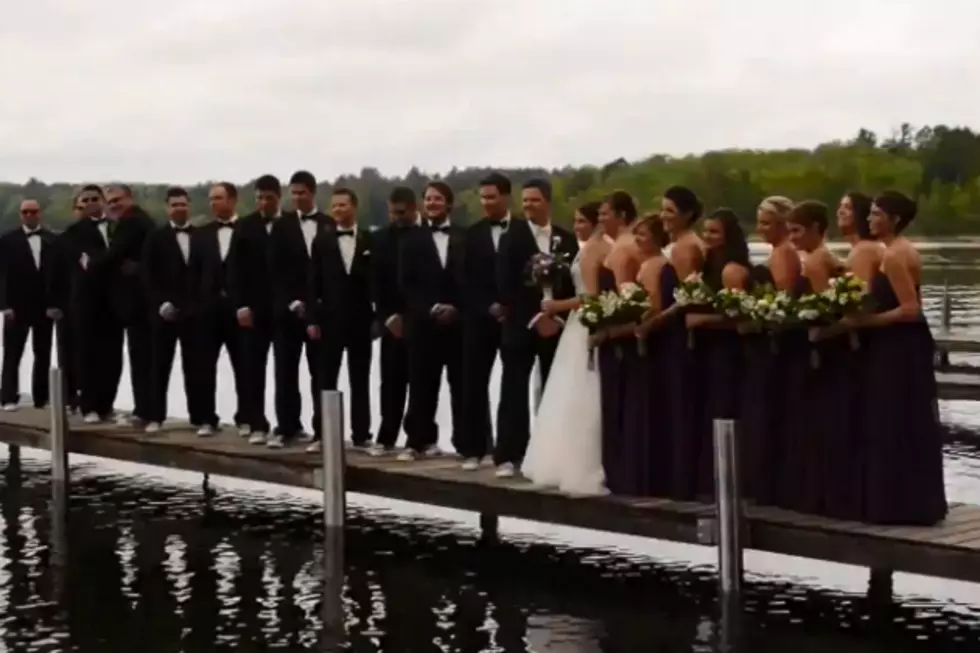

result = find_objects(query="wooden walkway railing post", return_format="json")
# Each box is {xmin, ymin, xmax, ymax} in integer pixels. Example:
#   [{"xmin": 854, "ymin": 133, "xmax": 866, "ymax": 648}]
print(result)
[
  {"xmin": 48, "ymin": 365, "xmax": 69, "ymax": 600},
  {"xmin": 937, "ymin": 279, "xmax": 952, "ymax": 368},
  {"xmin": 713, "ymin": 418, "xmax": 744, "ymax": 598},
  {"xmin": 319, "ymin": 389, "xmax": 347, "ymax": 642}
]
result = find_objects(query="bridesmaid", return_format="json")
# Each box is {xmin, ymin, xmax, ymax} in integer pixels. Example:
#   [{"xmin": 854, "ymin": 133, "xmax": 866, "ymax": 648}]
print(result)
[
  {"xmin": 685, "ymin": 208, "xmax": 751, "ymax": 499},
  {"xmin": 594, "ymin": 191, "xmax": 641, "ymax": 495},
  {"xmin": 789, "ymin": 200, "xmax": 864, "ymax": 520},
  {"xmin": 837, "ymin": 191, "xmax": 884, "ymax": 283},
  {"xmin": 841, "ymin": 191, "xmax": 948, "ymax": 525},
  {"xmin": 627, "ymin": 214, "xmax": 682, "ymax": 496},
  {"xmin": 659, "ymin": 186, "xmax": 705, "ymax": 500}
]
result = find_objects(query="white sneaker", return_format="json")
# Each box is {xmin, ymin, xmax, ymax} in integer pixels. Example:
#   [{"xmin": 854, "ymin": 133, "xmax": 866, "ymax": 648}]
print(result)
[
  {"xmin": 305, "ymin": 440, "xmax": 322, "ymax": 453},
  {"xmin": 144, "ymin": 422, "xmax": 161, "ymax": 434},
  {"xmin": 237, "ymin": 424, "xmax": 251, "ymax": 437},
  {"xmin": 196, "ymin": 425, "xmax": 214, "ymax": 437},
  {"xmin": 495, "ymin": 463, "xmax": 516, "ymax": 478},
  {"xmin": 83, "ymin": 412, "xmax": 101, "ymax": 424},
  {"xmin": 2, "ymin": 403, "xmax": 17, "ymax": 412},
  {"xmin": 461, "ymin": 458, "xmax": 480, "ymax": 471},
  {"xmin": 248, "ymin": 431, "xmax": 267, "ymax": 445},
  {"xmin": 266, "ymin": 434, "xmax": 284, "ymax": 449},
  {"xmin": 423, "ymin": 445, "xmax": 443, "ymax": 457},
  {"xmin": 396, "ymin": 449, "xmax": 417, "ymax": 462},
  {"xmin": 116, "ymin": 414, "xmax": 137, "ymax": 426},
  {"xmin": 366, "ymin": 443, "xmax": 391, "ymax": 457}
]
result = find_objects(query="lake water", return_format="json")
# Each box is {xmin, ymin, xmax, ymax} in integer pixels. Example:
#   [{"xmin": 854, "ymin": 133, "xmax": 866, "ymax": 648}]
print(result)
[{"xmin": 2, "ymin": 243, "xmax": 980, "ymax": 651}]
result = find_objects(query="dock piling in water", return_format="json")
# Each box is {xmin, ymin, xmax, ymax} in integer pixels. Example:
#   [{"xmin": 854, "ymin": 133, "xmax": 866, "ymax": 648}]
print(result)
[
  {"xmin": 320, "ymin": 390, "xmax": 346, "ymax": 530},
  {"xmin": 713, "ymin": 418, "xmax": 744, "ymax": 598},
  {"xmin": 48, "ymin": 367, "xmax": 68, "ymax": 487}
]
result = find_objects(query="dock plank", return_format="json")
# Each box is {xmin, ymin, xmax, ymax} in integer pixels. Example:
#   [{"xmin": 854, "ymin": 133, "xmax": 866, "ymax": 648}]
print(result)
[{"xmin": 2, "ymin": 407, "xmax": 980, "ymax": 583}]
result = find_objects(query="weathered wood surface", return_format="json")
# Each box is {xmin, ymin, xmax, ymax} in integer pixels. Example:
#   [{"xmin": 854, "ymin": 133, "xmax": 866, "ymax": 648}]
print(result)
[
  {"xmin": 1, "ymin": 407, "xmax": 979, "ymax": 583},
  {"xmin": 936, "ymin": 371, "xmax": 980, "ymax": 400},
  {"xmin": 935, "ymin": 331, "xmax": 980, "ymax": 354}
]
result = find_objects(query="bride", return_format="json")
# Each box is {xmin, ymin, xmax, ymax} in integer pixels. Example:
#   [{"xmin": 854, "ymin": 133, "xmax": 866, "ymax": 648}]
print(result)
[{"xmin": 522, "ymin": 203, "xmax": 611, "ymax": 495}]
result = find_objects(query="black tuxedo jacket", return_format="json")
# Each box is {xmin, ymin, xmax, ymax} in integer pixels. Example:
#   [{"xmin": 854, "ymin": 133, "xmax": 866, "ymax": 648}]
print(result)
[
  {"xmin": 461, "ymin": 217, "xmax": 510, "ymax": 325},
  {"xmin": 269, "ymin": 210, "xmax": 332, "ymax": 319},
  {"xmin": 0, "ymin": 226, "xmax": 57, "ymax": 318},
  {"xmin": 142, "ymin": 223, "xmax": 196, "ymax": 319},
  {"xmin": 232, "ymin": 211, "xmax": 277, "ymax": 316},
  {"xmin": 496, "ymin": 219, "xmax": 578, "ymax": 344},
  {"xmin": 398, "ymin": 221, "xmax": 466, "ymax": 338},
  {"xmin": 371, "ymin": 222, "xmax": 416, "ymax": 326},
  {"xmin": 308, "ymin": 226, "xmax": 375, "ymax": 334},
  {"xmin": 188, "ymin": 220, "xmax": 245, "ymax": 314}
]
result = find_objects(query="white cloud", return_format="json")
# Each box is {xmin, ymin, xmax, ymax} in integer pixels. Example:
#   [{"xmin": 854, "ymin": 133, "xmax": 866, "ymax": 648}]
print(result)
[{"xmin": 1, "ymin": 0, "xmax": 978, "ymax": 184}]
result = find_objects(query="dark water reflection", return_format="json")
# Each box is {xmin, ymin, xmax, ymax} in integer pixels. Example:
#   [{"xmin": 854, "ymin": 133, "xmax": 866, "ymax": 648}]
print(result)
[{"xmin": 0, "ymin": 448, "xmax": 978, "ymax": 652}]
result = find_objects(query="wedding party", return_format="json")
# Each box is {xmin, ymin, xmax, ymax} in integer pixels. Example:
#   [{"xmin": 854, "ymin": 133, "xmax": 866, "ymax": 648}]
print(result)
[{"xmin": 0, "ymin": 173, "xmax": 947, "ymax": 531}]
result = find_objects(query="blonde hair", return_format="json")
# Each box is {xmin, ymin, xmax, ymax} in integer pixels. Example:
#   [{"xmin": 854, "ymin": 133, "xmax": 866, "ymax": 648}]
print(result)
[{"xmin": 758, "ymin": 195, "xmax": 794, "ymax": 220}]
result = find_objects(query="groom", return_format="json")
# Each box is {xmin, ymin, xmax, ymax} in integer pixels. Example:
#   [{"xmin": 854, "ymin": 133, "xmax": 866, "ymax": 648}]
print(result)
[{"xmin": 494, "ymin": 178, "xmax": 579, "ymax": 478}]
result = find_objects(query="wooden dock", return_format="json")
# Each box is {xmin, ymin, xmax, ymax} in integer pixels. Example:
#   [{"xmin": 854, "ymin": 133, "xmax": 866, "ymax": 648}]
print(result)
[{"xmin": 0, "ymin": 408, "xmax": 979, "ymax": 585}]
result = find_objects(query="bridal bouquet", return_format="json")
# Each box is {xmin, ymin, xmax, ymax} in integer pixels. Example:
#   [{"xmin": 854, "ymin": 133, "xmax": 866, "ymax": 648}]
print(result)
[
  {"xmin": 712, "ymin": 287, "xmax": 751, "ymax": 319},
  {"xmin": 610, "ymin": 283, "xmax": 652, "ymax": 356},
  {"xmin": 673, "ymin": 272, "xmax": 714, "ymax": 307},
  {"xmin": 525, "ymin": 252, "xmax": 570, "ymax": 300},
  {"xmin": 579, "ymin": 291, "xmax": 620, "ymax": 369},
  {"xmin": 824, "ymin": 272, "xmax": 871, "ymax": 314},
  {"xmin": 744, "ymin": 284, "xmax": 795, "ymax": 327}
]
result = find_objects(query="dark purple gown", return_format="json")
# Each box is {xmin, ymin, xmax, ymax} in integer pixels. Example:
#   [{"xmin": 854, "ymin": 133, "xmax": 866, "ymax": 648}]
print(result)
[
  {"xmin": 598, "ymin": 266, "xmax": 624, "ymax": 492},
  {"xmin": 859, "ymin": 273, "xmax": 948, "ymax": 525},
  {"xmin": 612, "ymin": 263, "xmax": 680, "ymax": 496}
]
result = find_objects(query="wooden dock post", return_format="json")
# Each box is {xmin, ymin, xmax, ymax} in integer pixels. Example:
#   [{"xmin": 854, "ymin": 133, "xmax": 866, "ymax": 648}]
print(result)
[
  {"xmin": 47, "ymin": 366, "xmax": 69, "ymax": 603},
  {"xmin": 320, "ymin": 390, "xmax": 346, "ymax": 642},
  {"xmin": 479, "ymin": 512, "xmax": 499, "ymax": 544},
  {"xmin": 937, "ymin": 279, "xmax": 952, "ymax": 367},
  {"xmin": 866, "ymin": 567, "xmax": 894, "ymax": 607},
  {"xmin": 713, "ymin": 418, "xmax": 744, "ymax": 598}
]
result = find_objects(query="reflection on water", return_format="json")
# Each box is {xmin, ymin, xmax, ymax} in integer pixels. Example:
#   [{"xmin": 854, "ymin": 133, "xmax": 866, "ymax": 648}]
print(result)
[
  {"xmin": 0, "ymin": 450, "xmax": 978, "ymax": 651},
  {"xmin": 2, "ymin": 244, "xmax": 980, "ymax": 650}
]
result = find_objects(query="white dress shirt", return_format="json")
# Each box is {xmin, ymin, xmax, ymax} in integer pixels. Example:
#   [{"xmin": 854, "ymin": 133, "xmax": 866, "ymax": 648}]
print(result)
[
  {"xmin": 216, "ymin": 214, "xmax": 238, "ymax": 261},
  {"xmin": 96, "ymin": 218, "xmax": 109, "ymax": 245},
  {"xmin": 299, "ymin": 210, "xmax": 319, "ymax": 256},
  {"xmin": 171, "ymin": 222, "xmax": 190, "ymax": 263},
  {"xmin": 335, "ymin": 223, "xmax": 357, "ymax": 273},
  {"xmin": 490, "ymin": 212, "xmax": 511, "ymax": 251},
  {"xmin": 23, "ymin": 225, "xmax": 42, "ymax": 269},
  {"xmin": 431, "ymin": 221, "xmax": 450, "ymax": 268},
  {"xmin": 531, "ymin": 221, "xmax": 553, "ymax": 254}
]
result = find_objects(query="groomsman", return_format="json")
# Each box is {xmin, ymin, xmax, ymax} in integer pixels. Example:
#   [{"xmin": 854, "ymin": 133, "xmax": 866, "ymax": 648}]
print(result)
[
  {"xmin": 233, "ymin": 174, "xmax": 281, "ymax": 445},
  {"xmin": 0, "ymin": 200, "xmax": 56, "ymax": 410},
  {"xmin": 268, "ymin": 170, "xmax": 330, "ymax": 447},
  {"xmin": 51, "ymin": 194, "xmax": 85, "ymax": 410},
  {"xmin": 397, "ymin": 181, "xmax": 465, "ymax": 461},
  {"xmin": 494, "ymin": 178, "xmax": 578, "ymax": 477},
  {"xmin": 103, "ymin": 184, "xmax": 156, "ymax": 425},
  {"xmin": 306, "ymin": 188, "xmax": 375, "ymax": 453},
  {"xmin": 142, "ymin": 187, "xmax": 201, "ymax": 432},
  {"xmin": 458, "ymin": 173, "xmax": 512, "ymax": 470},
  {"xmin": 370, "ymin": 186, "xmax": 418, "ymax": 455},
  {"xmin": 63, "ymin": 184, "xmax": 124, "ymax": 423},
  {"xmin": 189, "ymin": 182, "xmax": 247, "ymax": 436}
]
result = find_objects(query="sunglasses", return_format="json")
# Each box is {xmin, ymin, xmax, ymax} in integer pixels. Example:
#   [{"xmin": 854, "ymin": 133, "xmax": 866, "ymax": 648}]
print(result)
[{"xmin": 20, "ymin": 209, "xmax": 38, "ymax": 216}]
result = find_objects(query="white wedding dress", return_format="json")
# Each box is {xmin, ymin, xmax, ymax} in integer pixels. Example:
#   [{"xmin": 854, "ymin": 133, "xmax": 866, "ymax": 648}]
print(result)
[{"xmin": 522, "ymin": 251, "xmax": 606, "ymax": 495}]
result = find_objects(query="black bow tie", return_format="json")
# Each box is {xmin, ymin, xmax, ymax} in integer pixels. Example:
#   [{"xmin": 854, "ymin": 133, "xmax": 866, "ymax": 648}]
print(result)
[
  {"xmin": 262, "ymin": 216, "xmax": 275, "ymax": 225},
  {"xmin": 172, "ymin": 224, "xmax": 191, "ymax": 232},
  {"xmin": 216, "ymin": 221, "xmax": 234, "ymax": 229},
  {"xmin": 301, "ymin": 213, "xmax": 318, "ymax": 222},
  {"xmin": 491, "ymin": 219, "xmax": 509, "ymax": 229},
  {"xmin": 336, "ymin": 229, "xmax": 355, "ymax": 237},
  {"xmin": 430, "ymin": 224, "xmax": 451, "ymax": 234},
  {"xmin": 25, "ymin": 230, "xmax": 40, "ymax": 237}
]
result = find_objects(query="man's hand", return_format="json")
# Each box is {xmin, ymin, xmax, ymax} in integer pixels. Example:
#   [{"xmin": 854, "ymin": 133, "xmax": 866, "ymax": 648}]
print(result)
[
  {"xmin": 236, "ymin": 307, "xmax": 253, "ymax": 328},
  {"xmin": 385, "ymin": 314, "xmax": 404, "ymax": 338},
  {"xmin": 159, "ymin": 302, "xmax": 178, "ymax": 321},
  {"xmin": 535, "ymin": 315, "xmax": 560, "ymax": 338},
  {"xmin": 79, "ymin": 252, "xmax": 89, "ymax": 270},
  {"xmin": 489, "ymin": 302, "xmax": 505, "ymax": 322},
  {"xmin": 289, "ymin": 300, "xmax": 305, "ymax": 318},
  {"xmin": 434, "ymin": 304, "xmax": 458, "ymax": 324},
  {"xmin": 306, "ymin": 325, "xmax": 321, "ymax": 340},
  {"xmin": 45, "ymin": 308, "xmax": 62, "ymax": 321}
]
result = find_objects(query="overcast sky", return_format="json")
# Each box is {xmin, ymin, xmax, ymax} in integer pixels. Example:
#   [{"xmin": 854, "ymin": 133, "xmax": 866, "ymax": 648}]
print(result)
[{"xmin": 1, "ymin": 0, "xmax": 978, "ymax": 184}]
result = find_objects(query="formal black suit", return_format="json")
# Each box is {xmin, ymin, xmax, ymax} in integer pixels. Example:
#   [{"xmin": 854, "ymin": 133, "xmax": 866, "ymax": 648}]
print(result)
[
  {"xmin": 0, "ymin": 226, "xmax": 56, "ymax": 407},
  {"xmin": 231, "ymin": 211, "xmax": 277, "ymax": 434},
  {"xmin": 370, "ymin": 222, "xmax": 415, "ymax": 448},
  {"xmin": 308, "ymin": 225, "xmax": 374, "ymax": 443},
  {"xmin": 459, "ymin": 216, "xmax": 510, "ymax": 460},
  {"xmin": 142, "ymin": 222, "xmax": 203, "ymax": 425},
  {"xmin": 494, "ymin": 219, "xmax": 578, "ymax": 466},
  {"xmin": 268, "ymin": 210, "xmax": 331, "ymax": 438},
  {"xmin": 46, "ymin": 227, "xmax": 82, "ymax": 410},
  {"xmin": 188, "ymin": 219, "xmax": 247, "ymax": 428},
  {"xmin": 62, "ymin": 216, "xmax": 125, "ymax": 418},
  {"xmin": 108, "ymin": 205, "xmax": 156, "ymax": 420},
  {"xmin": 398, "ymin": 220, "xmax": 466, "ymax": 453}
]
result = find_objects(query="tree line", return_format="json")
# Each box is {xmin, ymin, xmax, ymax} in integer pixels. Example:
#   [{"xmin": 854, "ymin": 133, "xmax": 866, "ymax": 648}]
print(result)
[{"xmin": 2, "ymin": 123, "xmax": 979, "ymax": 235}]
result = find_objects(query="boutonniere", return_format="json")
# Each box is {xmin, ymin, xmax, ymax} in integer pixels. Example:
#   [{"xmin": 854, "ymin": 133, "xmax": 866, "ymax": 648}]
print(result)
[
  {"xmin": 361, "ymin": 249, "xmax": 371, "ymax": 256},
  {"xmin": 550, "ymin": 234, "xmax": 562, "ymax": 250}
]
